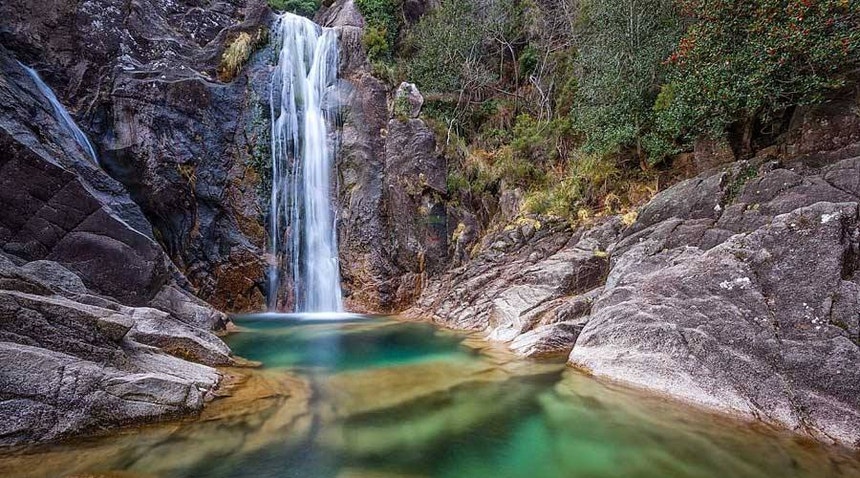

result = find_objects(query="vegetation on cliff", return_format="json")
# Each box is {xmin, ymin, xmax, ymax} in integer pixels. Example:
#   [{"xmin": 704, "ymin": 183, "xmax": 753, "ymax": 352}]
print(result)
[
  {"xmin": 351, "ymin": 0, "xmax": 859, "ymax": 222},
  {"xmin": 268, "ymin": 0, "xmax": 322, "ymax": 18},
  {"xmin": 218, "ymin": 28, "xmax": 269, "ymax": 81}
]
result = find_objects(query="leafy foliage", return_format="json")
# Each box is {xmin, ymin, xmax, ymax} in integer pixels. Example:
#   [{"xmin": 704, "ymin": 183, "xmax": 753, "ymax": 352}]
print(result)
[
  {"xmin": 656, "ymin": 0, "xmax": 860, "ymax": 145},
  {"xmin": 407, "ymin": 0, "xmax": 527, "ymax": 106},
  {"xmin": 356, "ymin": 0, "xmax": 401, "ymax": 62},
  {"xmin": 268, "ymin": 0, "xmax": 321, "ymax": 18},
  {"xmin": 383, "ymin": 0, "xmax": 858, "ymax": 222},
  {"xmin": 571, "ymin": 0, "xmax": 682, "ymax": 162},
  {"xmin": 407, "ymin": 0, "xmax": 487, "ymax": 94}
]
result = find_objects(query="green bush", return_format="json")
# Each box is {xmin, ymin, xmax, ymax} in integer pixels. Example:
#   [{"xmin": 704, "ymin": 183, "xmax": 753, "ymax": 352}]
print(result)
[
  {"xmin": 494, "ymin": 147, "xmax": 544, "ymax": 187},
  {"xmin": 362, "ymin": 25, "xmax": 391, "ymax": 62},
  {"xmin": 407, "ymin": 0, "xmax": 478, "ymax": 93},
  {"xmin": 518, "ymin": 44, "xmax": 540, "ymax": 78},
  {"xmin": 408, "ymin": 0, "xmax": 522, "ymax": 95},
  {"xmin": 355, "ymin": 0, "xmax": 400, "ymax": 62},
  {"xmin": 571, "ymin": 0, "xmax": 682, "ymax": 163},
  {"xmin": 268, "ymin": 0, "xmax": 321, "ymax": 18},
  {"xmin": 656, "ymin": 0, "xmax": 860, "ymax": 148}
]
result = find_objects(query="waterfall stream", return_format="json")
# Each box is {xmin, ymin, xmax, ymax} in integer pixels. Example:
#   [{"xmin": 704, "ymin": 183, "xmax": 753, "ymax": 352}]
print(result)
[
  {"xmin": 18, "ymin": 62, "xmax": 100, "ymax": 167},
  {"xmin": 268, "ymin": 13, "xmax": 343, "ymax": 313}
]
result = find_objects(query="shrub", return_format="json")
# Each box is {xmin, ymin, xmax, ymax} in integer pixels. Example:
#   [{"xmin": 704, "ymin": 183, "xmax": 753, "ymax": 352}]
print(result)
[
  {"xmin": 493, "ymin": 146, "xmax": 544, "ymax": 187},
  {"xmin": 362, "ymin": 25, "xmax": 391, "ymax": 62},
  {"xmin": 268, "ymin": 0, "xmax": 321, "ymax": 17},
  {"xmin": 656, "ymin": 0, "xmax": 860, "ymax": 150},
  {"xmin": 393, "ymin": 94, "xmax": 413, "ymax": 120},
  {"xmin": 356, "ymin": 0, "xmax": 400, "ymax": 62},
  {"xmin": 408, "ymin": 0, "xmax": 521, "ymax": 97},
  {"xmin": 571, "ymin": 0, "xmax": 682, "ymax": 163},
  {"xmin": 518, "ymin": 44, "xmax": 540, "ymax": 78},
  {"xmin": 523, "ymin": 153, "xmax": 626, "ymax": 221}
]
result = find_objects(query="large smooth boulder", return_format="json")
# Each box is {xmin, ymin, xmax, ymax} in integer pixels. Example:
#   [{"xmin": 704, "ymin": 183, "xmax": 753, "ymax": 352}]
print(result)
[
  {"xmin": 572, "ymin": 202, "xmax": 860, "ymax": 445},
  {"xmin": 0, "ymin": 342, "xmax": 218, "ymax": 446}
]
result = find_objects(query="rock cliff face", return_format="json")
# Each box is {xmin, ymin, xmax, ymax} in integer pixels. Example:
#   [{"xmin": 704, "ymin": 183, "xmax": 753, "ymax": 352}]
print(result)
[
  {"xmin": 318, "ymin": 1, "xmax": 450, "ymax": 312},
  {"xmin": 0, "ymin": 255, "xmax": 231, "ymax": 447},
  {"xmin": 0, "ymin": 0, "xmax": 271, "ymax": 447},
  {"xmin": 1, "ymin": 0, "xmax": 272, "ymax": 312},
  {"xmin": 0, "ymin": 47, "xmax": 235, "ymax": 447}
]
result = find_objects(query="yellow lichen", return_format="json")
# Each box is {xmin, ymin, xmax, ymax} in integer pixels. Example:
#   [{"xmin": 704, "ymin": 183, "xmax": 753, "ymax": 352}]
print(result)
[
  {"xmin": 621, "ymin": 210, "xmax": 638, "ymax": 226},
  {"xmin": 451, "ymin": 222, "xmax": 466, "ymax": 243}
]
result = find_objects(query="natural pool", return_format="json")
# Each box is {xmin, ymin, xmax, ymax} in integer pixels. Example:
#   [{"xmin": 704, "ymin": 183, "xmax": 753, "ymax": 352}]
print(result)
[{"xmin": 1, "ymin": 315, "xmax": 859, "ymax": 478}]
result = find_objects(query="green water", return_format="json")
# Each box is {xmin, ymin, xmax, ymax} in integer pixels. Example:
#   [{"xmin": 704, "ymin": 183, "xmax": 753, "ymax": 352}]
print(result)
[{"xmin": 1, "ymin": 316, "xmax": 859, "ymax": 478}]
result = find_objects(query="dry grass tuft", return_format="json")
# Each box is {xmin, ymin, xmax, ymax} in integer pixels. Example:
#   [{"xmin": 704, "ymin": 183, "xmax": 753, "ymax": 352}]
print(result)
[{"xmin": 218, "ymin": 29, "xmax": 267, "ymax": 82}]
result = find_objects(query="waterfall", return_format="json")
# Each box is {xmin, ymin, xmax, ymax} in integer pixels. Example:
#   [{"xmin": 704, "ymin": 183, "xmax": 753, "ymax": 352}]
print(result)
[
  {"xmin": 18, "ymin": 62, "xmax": 100, "ymax": 167},
  {"xmin": 268, "ymin": 13, "xmax": 344, "ymax": 313}
]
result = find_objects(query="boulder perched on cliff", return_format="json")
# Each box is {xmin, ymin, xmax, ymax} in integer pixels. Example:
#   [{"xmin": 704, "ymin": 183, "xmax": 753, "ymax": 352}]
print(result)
[{"xmin": 393, "ymin": 82, "xmax": 424, "ymax": 119}]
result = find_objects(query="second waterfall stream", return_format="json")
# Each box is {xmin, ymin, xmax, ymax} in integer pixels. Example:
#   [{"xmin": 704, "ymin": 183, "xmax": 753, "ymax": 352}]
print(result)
[{"xmin": 268, "ymin": 13, "xmax": 344, "ymax": 313}]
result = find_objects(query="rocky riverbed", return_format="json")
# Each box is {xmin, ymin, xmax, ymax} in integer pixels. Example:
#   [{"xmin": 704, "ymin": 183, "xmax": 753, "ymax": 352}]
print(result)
[{"xmin": 2, "ymin": 317, "xmax": 858, "ymax": 477}]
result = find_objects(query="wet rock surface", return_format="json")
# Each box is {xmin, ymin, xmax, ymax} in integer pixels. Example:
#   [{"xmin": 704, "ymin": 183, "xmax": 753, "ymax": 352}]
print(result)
[{"xmin": 412, "ymin": 155, "xmax": 860, "ymax": 446}]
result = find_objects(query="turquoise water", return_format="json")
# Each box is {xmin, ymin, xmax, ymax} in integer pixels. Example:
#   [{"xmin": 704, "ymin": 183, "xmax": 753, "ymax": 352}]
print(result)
[
  {"xmin": 1, "ymin": 316, "xmax": 859, "ymax": 478},
  {"xmin": 226, "ymin": 314, "xmax": 478, "ymax": 371}
]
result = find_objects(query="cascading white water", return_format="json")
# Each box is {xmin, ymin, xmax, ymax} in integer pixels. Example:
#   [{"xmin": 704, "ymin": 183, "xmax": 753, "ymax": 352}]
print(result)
[
  {"xmin": 268, "ymin": 13, "xmax": 343, "ymax": 313},
  {"xmin": 18, "ymin": 62, "xmax": 100, "ymax": 167}
]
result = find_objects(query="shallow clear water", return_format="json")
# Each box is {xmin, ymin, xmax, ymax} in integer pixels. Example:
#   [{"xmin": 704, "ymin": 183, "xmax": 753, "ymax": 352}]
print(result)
[{"xmin": 1, "ymin": 316, "xmax": 859, "ymax": 478}]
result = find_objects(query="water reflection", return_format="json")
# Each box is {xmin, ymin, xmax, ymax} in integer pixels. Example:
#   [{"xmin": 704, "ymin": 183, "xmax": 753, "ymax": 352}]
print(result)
[{"xmin": 0, "ymin": 317, "xmax": 858, "ymax": 478}]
